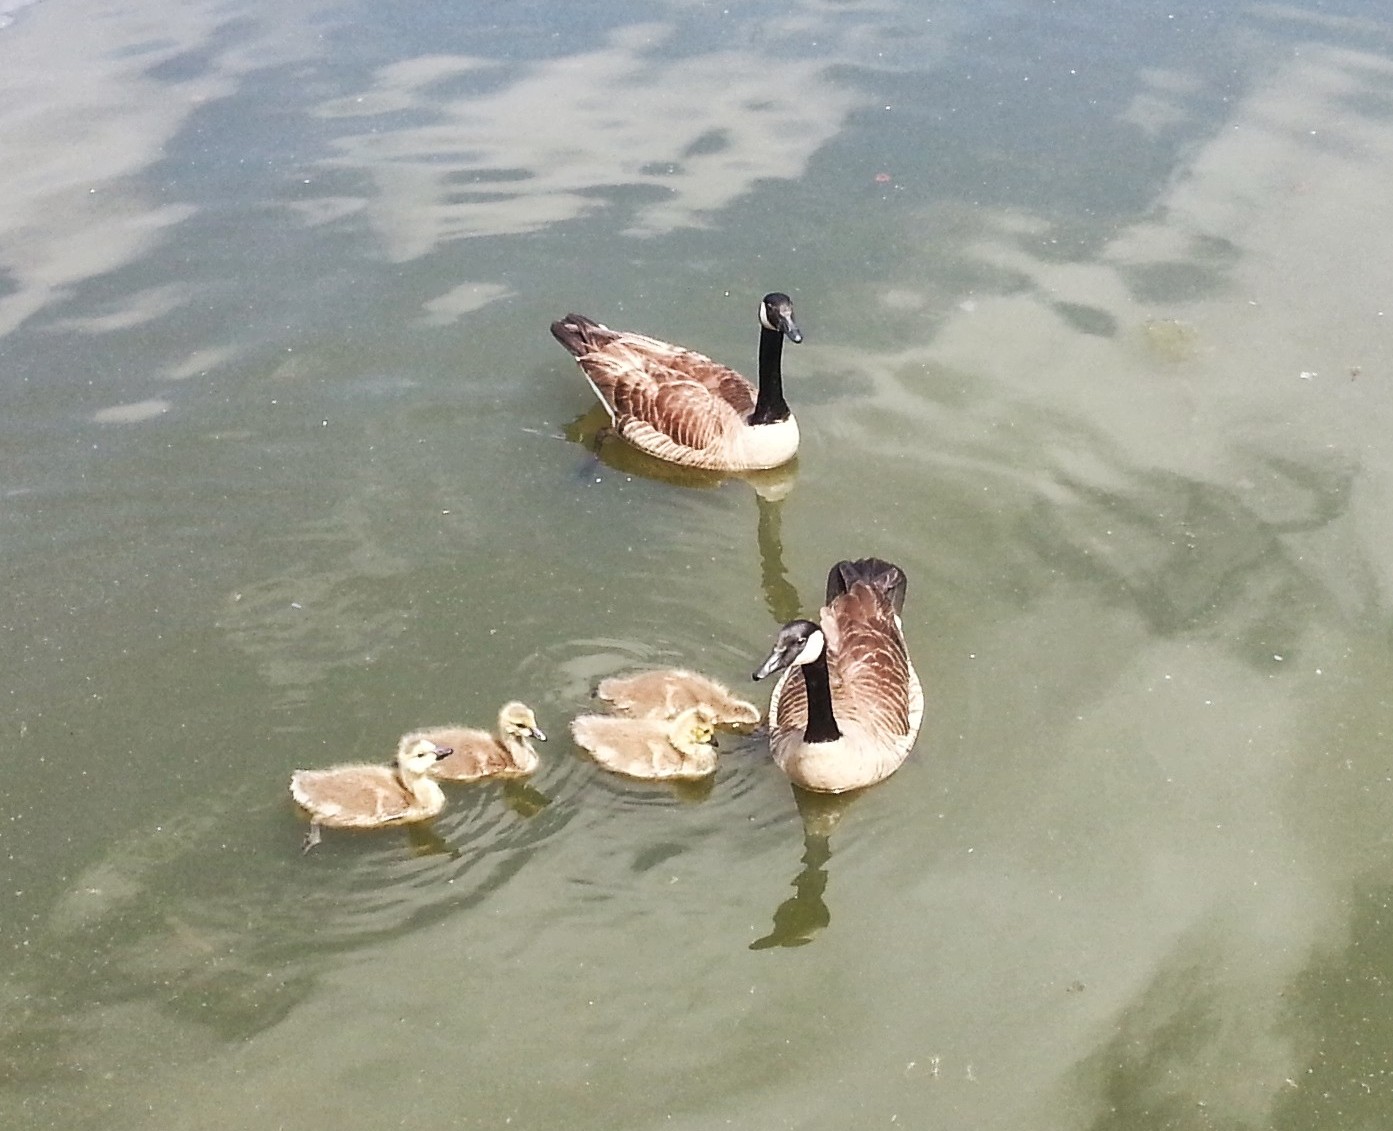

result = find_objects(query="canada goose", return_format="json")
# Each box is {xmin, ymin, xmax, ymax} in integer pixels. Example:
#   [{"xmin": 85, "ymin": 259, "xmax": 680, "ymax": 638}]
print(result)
[
  {"xmin": 752, "ymin": 558, "xmax": 923, "ymax": 793},
  {"xmin": 596, "ymin": 668, "xmax": 760, "ymax": 728},
  {"xmin": 414, "ymin": 701, "xmax": 546, "ymax": 782},
  {"xmin": 550, "ymin": 292, "xmax": 803, "ymax": 471},
  {"xmin": 571, "ymin": 705, "xmax": 720, "ymax": 780},
  {"xmin": 290, "ymin": 735, "xmax": 452, "ymax": 852}
]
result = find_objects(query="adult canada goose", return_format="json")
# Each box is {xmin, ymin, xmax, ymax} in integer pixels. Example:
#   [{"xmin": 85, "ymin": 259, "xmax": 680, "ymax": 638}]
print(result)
[
  {"xmin": 413, "ymin": 701, "xmax": 546, "ymax": 782},
  {"xmin": 290, "ymin": 734, "xmax": 452, "ymax": 852},
  {"xmin": 550, "ymin": 292, "xmax": 803, "ymax": 471},
  {"xmin": 596, "ymin": 668, "xmax": 760, "ymax": 728},
  {"xmin": 571, "ymin": 705, "xmax": 720, "ymax": 780},
  {"xmin": 752, "ymin": 558, "xmax": 923, "ymax": 793}
]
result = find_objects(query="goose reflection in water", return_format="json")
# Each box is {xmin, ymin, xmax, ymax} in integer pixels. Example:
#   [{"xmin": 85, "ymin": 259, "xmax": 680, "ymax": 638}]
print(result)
[
  {"xmin": 565, "ymin": 404, "xmax": 802, "ymax": 626},
  {"xmin": 749, "ymin": 786, "xmax": 852, "ymax": 950}
]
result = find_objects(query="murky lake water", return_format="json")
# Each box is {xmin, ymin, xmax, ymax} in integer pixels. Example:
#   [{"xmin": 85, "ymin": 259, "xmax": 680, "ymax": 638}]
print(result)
[{"xmin": 5, "ymin": 0, "xmax": 1393, "ymax": 1126}]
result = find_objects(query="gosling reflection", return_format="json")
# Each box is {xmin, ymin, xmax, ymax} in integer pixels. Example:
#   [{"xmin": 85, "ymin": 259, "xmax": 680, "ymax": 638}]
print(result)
[
  {"xmin": 501, "ymin": 778, "xmax": 552, "ymax": 818},
  {"xmin": 750, "ymin": 787, "xmax": 853, "ymax": 950},
  {"xmin": 405, "ymin": 821, "xmax": 460, "ymax": 860}
]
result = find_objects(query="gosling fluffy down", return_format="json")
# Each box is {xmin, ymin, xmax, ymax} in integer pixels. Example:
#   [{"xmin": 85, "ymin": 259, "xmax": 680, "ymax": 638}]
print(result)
[
  {"xmin": 595, "ymin": 668, "xmax": 760, "ymax": 728},
  {"xmin": 290, "ymin": 734, "xmax": 452, "ymax": 852},
  {"xmin": 414, "ymin": 701, "xmax": 546, "ymax": 783},
  {"xmin": 571, "ymin": 705, "xmax": 720, "ymax": 780}
]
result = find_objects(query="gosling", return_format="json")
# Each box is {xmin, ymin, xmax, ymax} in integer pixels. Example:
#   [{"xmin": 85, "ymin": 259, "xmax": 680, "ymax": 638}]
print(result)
[
  {"xmin": 414, "ymin": 701, "xmax": 546, "ymax": 782},
  {"xmin": 596, "ymin": 668, "xmax": 760, "ymax": 728},
  {"xmin": 571, "ymin": 705, "xmax": 719, "ymax": 781},
  {"xmin": 290, "ymin": 734, "xmax": 452, "ymax": 853}
]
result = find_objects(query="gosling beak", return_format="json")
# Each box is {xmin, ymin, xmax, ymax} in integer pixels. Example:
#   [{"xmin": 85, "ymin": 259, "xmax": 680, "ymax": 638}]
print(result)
[
  {"xmin": 434, "ymin": 746, "xmax": 453, "ymax": 760},
  {"xmin": 710, "ymin": 735, "xmax": 720, "ymax": 751},
  {"xmin": 530, "ymin": 726, "xmax": 547, "ymax": 741}
]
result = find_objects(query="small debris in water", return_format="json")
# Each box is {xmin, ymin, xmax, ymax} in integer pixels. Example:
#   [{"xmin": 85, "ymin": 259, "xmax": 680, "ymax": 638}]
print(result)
[{"xmin": 1142, "ymin": 318, "xmax": 1198, "ymax": 362}]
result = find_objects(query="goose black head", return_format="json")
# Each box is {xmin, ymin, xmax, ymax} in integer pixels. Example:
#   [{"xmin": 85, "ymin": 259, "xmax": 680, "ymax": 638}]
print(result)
[
  {"xmin": 759, "ymin": 292, "xmax": 802, "ymax": 344},
  {"xmin": 752, "ymin": 619, "xmax": 825, "ymax": 681}
]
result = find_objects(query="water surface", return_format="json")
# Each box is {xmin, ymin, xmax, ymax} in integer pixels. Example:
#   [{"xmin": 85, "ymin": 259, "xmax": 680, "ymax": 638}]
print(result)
[{"xmin": 4, "ymin": 0, "xmax": 1393, "ymax": 1127}]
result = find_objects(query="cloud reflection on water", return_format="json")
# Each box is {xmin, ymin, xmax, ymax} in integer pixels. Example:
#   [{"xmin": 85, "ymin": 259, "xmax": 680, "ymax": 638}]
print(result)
[
  {"xmin": 317, "ymin": 23, "xmax": 863, "ymax": 258},
  {"xmin": 0, "ymin": 1, "xmax": 322, "ymax": 337}
]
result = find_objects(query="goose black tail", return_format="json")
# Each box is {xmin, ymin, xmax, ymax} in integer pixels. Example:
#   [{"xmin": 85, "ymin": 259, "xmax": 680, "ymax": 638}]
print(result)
[
  {"xmin": 549, "ymin": 313, "xmax": 609, "ymax": 357},
  {"xmin": 825, "ymin": 557, "xmax": 907, "ymax": 614}
]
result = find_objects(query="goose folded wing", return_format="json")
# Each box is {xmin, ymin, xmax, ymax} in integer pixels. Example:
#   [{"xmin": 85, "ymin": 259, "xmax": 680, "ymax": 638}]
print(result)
[
  {"xmin": 825, "ymin": 592, "xmax": 912, "ymax": 737},
  {"xmin": 613, "ymin": 378, "xmax": 744, "ymax": 453},
  {"xmin": 603, "ymin": 331, "xmax": 757, "ymax": 415}
]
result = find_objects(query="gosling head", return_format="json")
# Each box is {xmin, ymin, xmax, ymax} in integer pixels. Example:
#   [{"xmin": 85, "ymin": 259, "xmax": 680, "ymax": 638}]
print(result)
[
  {"xmin": 752, "ymin": 619, "xmax": 825, "ymax": 681},
  {"xmin": 671, "ymin": 706, "xmax": 719, "ymax": 757},
  {"xmin": 759, "ymin": 292, "xmax": 802, "ymax": 344},
  {"xmin": 499, "ymin": 701, "xmax": 546, "ymax": 742},
  {"xmin": 397, "ymin": 734, "xmax": 453, "ymax": 774}
]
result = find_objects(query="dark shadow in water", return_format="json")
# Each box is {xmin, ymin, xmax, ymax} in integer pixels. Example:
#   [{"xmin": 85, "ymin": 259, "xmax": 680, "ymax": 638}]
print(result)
[
  {"xmin": 1066, "ymin": 877, "xmax": 1393, "ymax": 1131},
  {"xmin": 756, "ymin": 493, "xmax": 801, "ymax": 625},
  {"xmin": 1272, "ymin": 881, "xmax": 1393, "ymax": 1131},
  {"xmin": 749, "ymin": 786, "xmax": 856, "ymax": 950},
  {"xmin": 571, "ymin": 744, "xmax": 719, "ymax": 804},
  {"xmin": 405, "ymin": 821, "xmax": 461, "ymax": 859},
  {"xmin": 670, "ymin": 773, "xmax": 717, "ymax": 803},
  {"xmin": 501, "ymin": 778, "xmax": 553, "ymax": 817},
  {"xmin": 565, "ymin": 406, "xmax": 803, "ymax": 624}
]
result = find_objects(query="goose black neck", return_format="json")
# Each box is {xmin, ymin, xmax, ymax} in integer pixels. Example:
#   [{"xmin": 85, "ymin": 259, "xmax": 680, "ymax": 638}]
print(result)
[
  {"xmin": 800, "ymin": 650, "xmax": 842, "ymax": 744},
  {"xmin": 749, "ymin": 326, "xmax": 791, "ymax": 426}
]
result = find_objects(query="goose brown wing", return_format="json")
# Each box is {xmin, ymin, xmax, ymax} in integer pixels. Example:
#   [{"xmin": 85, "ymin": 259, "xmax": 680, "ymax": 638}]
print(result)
[
  {"xmin": 579, "ymin": 330, "xmax": 756, "ymax": 416},
  {"xmin": 823, "ymin": 585, "xmax": 912, "ymax": 737},
  {"xmin": 675, "ymin": 350, "xmax": 757, "ymax": 416},
  {"xmin": 614, "ymin": 377, "xmax": 747, "ymax": 454}
]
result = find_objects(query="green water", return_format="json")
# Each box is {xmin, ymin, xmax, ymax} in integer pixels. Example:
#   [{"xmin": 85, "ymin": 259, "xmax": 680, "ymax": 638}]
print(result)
[{"xmin": 4, "ymin": 0, "xmax": 1393, "ymax": 1127}]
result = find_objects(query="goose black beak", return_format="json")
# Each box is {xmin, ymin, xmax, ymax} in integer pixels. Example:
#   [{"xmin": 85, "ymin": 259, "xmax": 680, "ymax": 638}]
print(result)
[{"xmin": 752, "ymin": 650, "xmax": 786, "ymax": 682}]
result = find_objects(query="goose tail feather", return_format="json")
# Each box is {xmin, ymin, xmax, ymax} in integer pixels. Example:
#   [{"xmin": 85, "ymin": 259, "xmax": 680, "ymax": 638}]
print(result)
[
  {"xmin": 825, "ymin": 557, "xmax": 907, "ymax": 613},
  {"xmin": 550, "ymin": 313, "xmax": 612, "ymax": 357}
]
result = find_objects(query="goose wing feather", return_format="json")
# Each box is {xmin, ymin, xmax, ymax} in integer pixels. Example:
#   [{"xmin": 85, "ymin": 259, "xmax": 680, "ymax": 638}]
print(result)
[
  {"xmin": 592, "ymin": 330, "xmax": 757, "ymax": 413},
  {"xmin": 770, "ymin": 584, "xmax": 911, "ymax": 740},
  {"xmin": 822, "ymin": 584, "xmax": 912, "ymax": 739},
  {"xmin": 573, "ymin": 329, "xmax": 755, "ymax": 417},
  {"xmin": 613, "ymin": 378, "xmax": 747, "ymax": 456}
]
